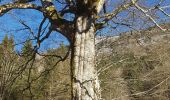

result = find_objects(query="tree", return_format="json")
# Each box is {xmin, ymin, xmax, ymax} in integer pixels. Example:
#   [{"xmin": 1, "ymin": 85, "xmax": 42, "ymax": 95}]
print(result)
[
  {"xmin": 1, "ymin": 34, "xmax": 14, "ymax": 52},
  {"xmin": 21, "ymin": 40, "xmax": 33, "ymax": 58},
  {"xmin": 0, "ymin": 0, "xmax": 170, "ymax": 100},
  {"xmin": 0, "ymin": 35, "xmax": 17, "ymax": 100}
]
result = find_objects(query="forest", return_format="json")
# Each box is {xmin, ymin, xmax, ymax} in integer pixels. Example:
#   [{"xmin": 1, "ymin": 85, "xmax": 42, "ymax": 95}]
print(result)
[{"xmin": 0, "ymin": 0, "xmax": 170, "ymax": 100}]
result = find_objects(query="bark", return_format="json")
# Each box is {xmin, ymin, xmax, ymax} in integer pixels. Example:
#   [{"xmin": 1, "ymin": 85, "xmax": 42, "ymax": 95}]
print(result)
[
  {"xmin": 0, "ymin": 3, "xmax": 43, "ymax": 16},
  {"xmin": 70, "ymin": 1, "xmax": 106, "ymax": 99},
  {"xmin": 71, "ymin": 16, "xmax": 100, "ymax": 100}
]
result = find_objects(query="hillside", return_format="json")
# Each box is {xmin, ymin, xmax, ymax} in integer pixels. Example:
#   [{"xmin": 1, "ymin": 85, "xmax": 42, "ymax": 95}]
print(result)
[
  {"xmin": 2, "ymin": 24, "xmax": 170, "ymax": 100},
  {"xmin": 96, "ymin": 24, "xmax": 170, "ymax": 100},
  {"xmin": 23, "ymin": 24, "xmax": 170, "ymax": 100}
]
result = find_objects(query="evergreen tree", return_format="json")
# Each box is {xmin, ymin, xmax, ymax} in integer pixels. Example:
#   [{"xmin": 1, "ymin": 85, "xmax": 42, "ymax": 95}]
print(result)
[
  {"xmin": 2, "ymin": 34, "xmax": 8, "ymax": 49},
  {"xmin": 9, "ymin": 35, "xmax": 14, "ymax": 51},
  {"xmin": 1, "ymin": 34, "xmax": 14, "ymax": 52},
  {"xmin": 21, "ymin": 40, "xmax": 33, "ymax": 58}
]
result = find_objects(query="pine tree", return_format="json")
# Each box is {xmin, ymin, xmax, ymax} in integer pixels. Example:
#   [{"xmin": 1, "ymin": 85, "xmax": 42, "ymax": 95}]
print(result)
[
  {"xmin": 9, "ymin": 35, "xmax": 14, "ymax": 51},
  {"xmin": 0, "ymin": 34, "xmax": 15, "ymax": 58},
  {"xmin": 21, "ymin": 40, "xmax": 33, "ymax": 58},
  {"xmin": 2, "ymin": 34, "xmax": 8, "ymax": 49}
]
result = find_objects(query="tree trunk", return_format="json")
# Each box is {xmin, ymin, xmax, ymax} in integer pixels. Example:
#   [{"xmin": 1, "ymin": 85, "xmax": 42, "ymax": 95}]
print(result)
[{"xmin": 71, "ymin": 16, "xmax": 100, "ymax": 100}]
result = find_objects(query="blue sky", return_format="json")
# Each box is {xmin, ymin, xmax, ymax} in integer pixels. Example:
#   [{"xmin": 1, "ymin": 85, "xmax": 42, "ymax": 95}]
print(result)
[
  {"xmin": 0, "ymin": 0, "xmax": 170, "ymax": 52},
  {"xmin": 0, "ymin": 1, "xmax": 68, "ymax": 52}
]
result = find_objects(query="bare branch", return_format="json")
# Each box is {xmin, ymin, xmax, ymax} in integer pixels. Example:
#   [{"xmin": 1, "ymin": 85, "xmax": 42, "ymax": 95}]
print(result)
[
  {"xmin": 0, "ymin": 3, "xmax": 43, "ymax": 16},
  {"xmin": 99, "ymin": 2, "xmax": 134, "ymax": 20},
  {"xmin": 8, "ymin": 12, "xmax": 36, "ymax": 38},
  {"xmin": 112, "ymin": 75, "xmax": 170, "ymax": 100},
  {"xmin": 131, "ymin": 0, "xmax": 166, "ymax": 31}
]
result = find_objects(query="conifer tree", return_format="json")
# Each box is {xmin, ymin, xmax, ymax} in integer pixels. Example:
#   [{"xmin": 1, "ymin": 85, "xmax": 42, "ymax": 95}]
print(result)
[
  {"xmin": 2, "ymin": 34, "xmax": 8, "ymax": 49},
  {"xmin": 21, "ymin": 40, "xmax": 33, "ymax": 58}
]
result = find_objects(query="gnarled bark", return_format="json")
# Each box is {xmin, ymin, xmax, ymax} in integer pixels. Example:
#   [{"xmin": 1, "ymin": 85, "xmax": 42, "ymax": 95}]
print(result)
[
  {"xmin": 70, "ymin": 1, "xmax": 105, "ymax": 99},
  {"xmin": 71, "ymin": 16, "xmax": 100, "ymax": 100}
]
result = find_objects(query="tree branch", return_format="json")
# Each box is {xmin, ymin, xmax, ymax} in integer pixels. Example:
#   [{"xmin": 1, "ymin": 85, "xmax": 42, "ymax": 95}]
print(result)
[
  {"xmin": 96, "ymin": 1, "xmax": 134, "ymax": 30},
  {"xmin": 0, "ymin": 3, "xmax": 43, "ymax": 16},
  {"xmin": 131, "ymin": 0, "xmax": 166, "ymax": 31}
]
